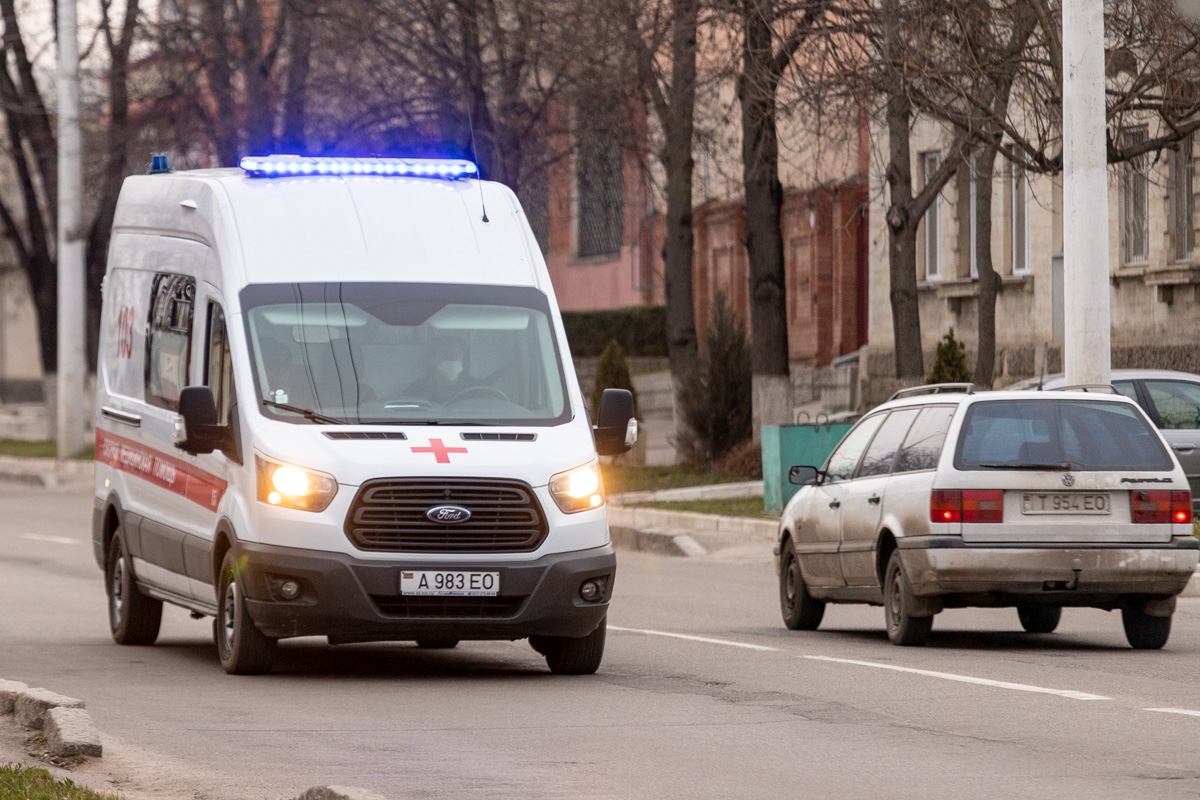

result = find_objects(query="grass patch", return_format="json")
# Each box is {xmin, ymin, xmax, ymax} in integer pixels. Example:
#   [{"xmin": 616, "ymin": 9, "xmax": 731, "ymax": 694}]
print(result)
[
  {"xmin": 630, "ymin": 496, "xmax": 777, "ymax": 519},
  {"xmin": 0, "ymin": 440, "xmax": 94, "ymax": 460},
  {"xmin": 601, "ymin": 464, "xmax": 748, "ymax": 495},
  {"xmin": 0, "ymin": 764, "xmax": 121, "ymax": 800}
]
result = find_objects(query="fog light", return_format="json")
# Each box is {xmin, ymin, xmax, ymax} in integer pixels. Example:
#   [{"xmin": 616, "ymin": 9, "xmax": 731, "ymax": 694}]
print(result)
[
  {"xmin": 579, "ymin": 580, "xmax": 602, "ymax": 602},
  {"xmin": 280, "ymin": 580, "xmax": 301, "ymax": 600}
]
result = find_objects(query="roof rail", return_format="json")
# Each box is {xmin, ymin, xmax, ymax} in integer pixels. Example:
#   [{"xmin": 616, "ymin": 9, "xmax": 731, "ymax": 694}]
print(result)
[
  {"xmin": 1052, "ymin": 383, "xmax": 1118, "ymax": 394},
  {"xmin": 887, "ymin": 383, "xmax": 976, "ymax": 402}
]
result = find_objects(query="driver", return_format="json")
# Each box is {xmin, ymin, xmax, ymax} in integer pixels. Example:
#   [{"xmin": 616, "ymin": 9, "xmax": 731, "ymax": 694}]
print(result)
[{"xmin": 403, "ymin": 336, "xmax": 480, "ymax": 404}]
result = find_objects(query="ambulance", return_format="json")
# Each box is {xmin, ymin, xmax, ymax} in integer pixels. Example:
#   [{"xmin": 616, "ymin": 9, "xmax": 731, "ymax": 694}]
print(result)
[{"xmin": 92, "ymin": 155, "xmax": 635, "ymax": 674}]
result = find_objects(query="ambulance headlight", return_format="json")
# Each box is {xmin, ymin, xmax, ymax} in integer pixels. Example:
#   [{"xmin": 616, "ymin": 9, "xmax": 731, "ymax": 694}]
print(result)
[
  {"xmin": 549, "ymin": 463, "xmax": 604, "ymax": 514},
  {"xmin": 256, "ymin": 457, "xmax": 337, "ymax": 512}
]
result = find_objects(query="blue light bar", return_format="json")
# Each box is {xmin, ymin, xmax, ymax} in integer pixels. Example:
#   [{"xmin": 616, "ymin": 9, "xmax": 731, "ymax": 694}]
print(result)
[{"xmin": 239, "ymin": 155, "xmax": 479, "ymax": 180}]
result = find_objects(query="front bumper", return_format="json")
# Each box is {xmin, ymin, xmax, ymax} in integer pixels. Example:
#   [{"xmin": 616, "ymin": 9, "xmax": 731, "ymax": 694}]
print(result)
[
  {"xmin": 898, "ymin": 536, "xmax": 1199, "ymax": 600},
  {"xmin": 235, "ymin": 541, "xmax": 615, "ymax": 642}
]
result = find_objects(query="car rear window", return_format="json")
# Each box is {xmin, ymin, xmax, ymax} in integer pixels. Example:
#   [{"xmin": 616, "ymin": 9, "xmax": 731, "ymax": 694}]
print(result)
[{"xmin": 955, "ymin": 399, "xmax": 1173, "ymax": 471}]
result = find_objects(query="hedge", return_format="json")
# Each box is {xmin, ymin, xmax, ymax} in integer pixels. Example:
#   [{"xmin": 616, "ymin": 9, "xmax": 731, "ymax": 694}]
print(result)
[{"xmin": 561, "ymin": 306, "xmax": 668, "ymax": 358}]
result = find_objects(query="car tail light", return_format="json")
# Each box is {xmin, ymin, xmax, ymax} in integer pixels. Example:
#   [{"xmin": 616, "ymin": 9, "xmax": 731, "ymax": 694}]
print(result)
[
  {"xmin": 1130, "ymin": 490, "xmax": 1192, "ymax": 523},
  {"xmin": 1173, "ymin": 491, "xmax": 1193, "ymax": 524},
  {"xmin": 963, "ymin": 490, "xmax": 1004, "ymax": 523},
  {"xmin": 930, "ymin": 490, "xmax": 962, "ymax": 523}
]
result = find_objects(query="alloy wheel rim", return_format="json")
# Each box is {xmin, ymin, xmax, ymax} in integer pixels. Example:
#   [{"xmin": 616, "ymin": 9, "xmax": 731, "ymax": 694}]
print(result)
[
  {"xmin": 887, "ymin": 571, "xmax": 902, "ymax": 632},
  {"xmin": 110, "ymin": 553, "xmax": 125, "ymax": 624},
  {"xmin": 221, "ymin": 580, "xmax": 237, "ymax": 656}
]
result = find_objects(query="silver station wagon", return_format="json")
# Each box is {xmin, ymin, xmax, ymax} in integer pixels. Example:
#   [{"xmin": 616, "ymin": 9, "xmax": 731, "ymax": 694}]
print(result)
[{"xmin": 776, "ymin": 385, "xmax": 1199, "ymax": 648}]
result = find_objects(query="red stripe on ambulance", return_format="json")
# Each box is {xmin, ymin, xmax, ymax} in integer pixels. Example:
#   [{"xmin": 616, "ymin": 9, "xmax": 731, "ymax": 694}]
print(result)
[{"xmin": 96, "ymin": 429, "xmax": 228, "ymax": 511}]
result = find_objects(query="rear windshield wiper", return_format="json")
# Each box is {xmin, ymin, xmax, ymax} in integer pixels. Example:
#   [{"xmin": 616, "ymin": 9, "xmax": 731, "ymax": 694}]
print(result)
[
  {"xmin": 262, "ymin": 399, "xmax": 345, "ymax": 425},
  {"xmin": 978, "ymin": 461, "xmax": 1079, "ymax": 471}
]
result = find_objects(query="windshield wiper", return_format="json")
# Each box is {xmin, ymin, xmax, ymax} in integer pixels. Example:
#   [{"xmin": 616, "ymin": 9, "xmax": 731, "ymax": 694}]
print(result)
[
  {"xmin": 262, "ymin": 399, "xmax": 346, "ymax": 425},
  {"xmin": 978, "ymin": 461, "xmax": 1079, "ymax": 471},
  {"xmin": 363, "ymin": 419, "xmax": 486, "ymax": 426}
]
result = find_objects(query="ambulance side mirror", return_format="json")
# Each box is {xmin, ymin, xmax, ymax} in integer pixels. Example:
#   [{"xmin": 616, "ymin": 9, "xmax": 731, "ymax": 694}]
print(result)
[
  {"xmin": 594, "ymin": 389, "xmax": 636, "ymax": 456},
  {"xmin": 176, "ymin": 386, "xmax": 223, "ymax": 455}
]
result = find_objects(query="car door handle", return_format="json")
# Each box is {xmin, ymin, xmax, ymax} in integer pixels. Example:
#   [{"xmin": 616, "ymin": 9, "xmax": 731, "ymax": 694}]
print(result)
[
  {"xmin": 868, "ymin": 495, "xmax": 881, "ymax": 505},
  {"xmin": 828, "ymin": 500, "xmax": 841, "ymax": 509},
  {"xmin": 1173, "ymin": 444, "xmax": 1195, "ymax": 453}
]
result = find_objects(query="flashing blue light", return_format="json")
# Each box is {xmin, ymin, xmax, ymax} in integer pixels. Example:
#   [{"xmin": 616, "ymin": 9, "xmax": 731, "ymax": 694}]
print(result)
[{"xmin": 237, "ymin": 155, "xmax": 480, "ymax": 180}]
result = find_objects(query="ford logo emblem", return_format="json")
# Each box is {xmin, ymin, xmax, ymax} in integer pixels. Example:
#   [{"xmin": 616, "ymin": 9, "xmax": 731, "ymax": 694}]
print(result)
[{"xmin": 426, "ymin": 505, "xmax": 472, "ymax": 524}]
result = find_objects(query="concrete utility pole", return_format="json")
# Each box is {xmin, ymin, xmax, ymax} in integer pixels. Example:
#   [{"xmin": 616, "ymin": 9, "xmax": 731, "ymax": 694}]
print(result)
[
  {"xmin": 56, "ymin": 0, "xmax": 87, "ymax": 457},
  {"xmin": 1062, "ymin": 0, "xmax": 1112, "ymax": 386}
]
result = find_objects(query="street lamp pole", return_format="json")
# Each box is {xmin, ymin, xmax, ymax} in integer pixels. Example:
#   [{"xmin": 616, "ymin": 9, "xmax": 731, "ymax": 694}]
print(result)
[
  {"xmin": 56, "ymin": 0, "xmax": 86, "ymax": 457},
  {"xmin": 1061, "ymin": 0, "xmax": 1111, "ymax": 386}
]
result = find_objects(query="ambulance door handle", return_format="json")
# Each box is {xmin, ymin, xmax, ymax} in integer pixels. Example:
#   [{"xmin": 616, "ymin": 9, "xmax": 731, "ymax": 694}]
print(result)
[{"xmin": 101, "ymin": 406, "xmax": 141, "ymax": 427}]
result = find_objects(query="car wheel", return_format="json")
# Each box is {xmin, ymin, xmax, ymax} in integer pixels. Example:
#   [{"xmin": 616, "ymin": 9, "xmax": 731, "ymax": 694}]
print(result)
[
  {"xmin": 106, "ymin": 526, "xmax": 163, "ymax": 646},
  {"xmin": 883, "ymin": 551, "xmax": 932, "ymax": 647},
  {"xmin": 530, "ymin": 617, "xmax": 606, "ymax": 675},
  {"xmin": 215, "ymin": 550, "xmax": 277, "ymax": 674},
  {"xmin": 415, "ymin": 637, "xmax": 460, "ymax": 649},
  {"xmin": 1017, "ymin": 605, "xmax": 1062, "ymax": 634},
  {"xmin": 780, "ymin": 538, "xmax": 825, "ymax": 631},
  {"xmin": 1122, "ymin": 606, "xmax": 1172, "ymax": 650}
]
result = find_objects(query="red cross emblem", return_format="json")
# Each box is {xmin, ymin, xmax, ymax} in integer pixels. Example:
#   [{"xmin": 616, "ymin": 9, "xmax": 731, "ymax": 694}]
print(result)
[{"xmin": 411, "ymin": 438, "xmax": 468, "ymax": 464}]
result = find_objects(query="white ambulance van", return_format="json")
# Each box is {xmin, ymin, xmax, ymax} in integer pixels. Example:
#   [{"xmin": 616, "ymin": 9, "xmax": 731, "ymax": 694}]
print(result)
[{"xmin": 92, "ymin": 155, "xmax": 635, "ymax": 675}]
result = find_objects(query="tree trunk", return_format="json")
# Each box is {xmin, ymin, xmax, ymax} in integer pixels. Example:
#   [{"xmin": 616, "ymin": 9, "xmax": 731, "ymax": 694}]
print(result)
[
  {"xmin": 203, "ymin": 0, "xmax": 239, "ymax": 165},
  {"xmin": 662, "ymin": 0, "xmax": 701, "ymax": 455},
  {"xmin": 737, "ymin": 0, "xmax": 792, "ymax": 441},
  {"xmin": 884, "ymin": 90, "xmax": 925, "ymax": 379},
  {"xmin": 241, "ymin": 0, "xmax": 274, "ymax": 155},
  {"xmin": 974, "ymin": 144, "xmax": 1001, "ymax": 388},
  {"xmin": 280, "ymin": 0, "xmax": 313, "ymax": 154}
]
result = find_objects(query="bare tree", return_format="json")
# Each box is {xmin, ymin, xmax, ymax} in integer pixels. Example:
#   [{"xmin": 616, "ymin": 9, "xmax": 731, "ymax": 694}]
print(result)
[{"xmin": 625, "ymin": 0, "xmax": 703, "ymax": 453}]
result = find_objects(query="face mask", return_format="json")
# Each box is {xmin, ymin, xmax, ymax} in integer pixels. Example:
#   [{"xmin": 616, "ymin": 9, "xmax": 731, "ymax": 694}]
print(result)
[{"xmin": 437, "ymin": 360, "xmax": 463, "ymax": 381}]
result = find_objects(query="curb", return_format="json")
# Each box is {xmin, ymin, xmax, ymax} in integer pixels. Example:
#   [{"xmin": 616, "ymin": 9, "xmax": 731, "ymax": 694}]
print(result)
[
  {"xmin": 610, "ymin": 525, "xmax": 707, "ymax": 557},
  {"xmin": 1182, "ymin": 571, "xmax": 1200, "ymax": 598},
  {"xmin": 1, "ymin": 680, "xmax": 102, "ymax": 758},
  {"xmin": 0, "ymin": 456, "xmax": 93, "ymax": 488},
  {"xmin": 612, "ymin": 480, "xmax": 763, "ymax": 504}
]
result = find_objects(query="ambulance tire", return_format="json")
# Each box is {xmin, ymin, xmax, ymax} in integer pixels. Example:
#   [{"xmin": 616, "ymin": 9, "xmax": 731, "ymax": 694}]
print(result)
[
  {"xmin": 532, "ymin": 616, "xmax": 606, "ymax": 675},
  {"xmin": 415, "ymin": 638, "xmax": 460, "ymax": 649},
  {"xmin": 216, "ymin": 550, "xmax": 277, "ymax": 674},
  {"xmin": 106, "ymin": 527, "xmax": 163, "ymax": 646}
]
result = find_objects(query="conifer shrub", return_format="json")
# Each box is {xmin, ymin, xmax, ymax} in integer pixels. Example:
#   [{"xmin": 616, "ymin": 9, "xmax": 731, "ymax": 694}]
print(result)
[
  {"xmin": 677, "ymin": 292, "xmax": 752, "ymax": 467},
  {"xmin": 591, "ymin": 339, "xmax": 638, "ymax": 418},
  {"xmin": 927, "ymin": 327, "xmax": 974, "ymax": 384}
]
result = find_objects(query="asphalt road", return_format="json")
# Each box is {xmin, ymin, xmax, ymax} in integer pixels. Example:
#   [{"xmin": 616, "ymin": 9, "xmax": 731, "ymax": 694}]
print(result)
[{"xmin": 7, "ymin": 481, "xmax": 1200, "ymax": 799}]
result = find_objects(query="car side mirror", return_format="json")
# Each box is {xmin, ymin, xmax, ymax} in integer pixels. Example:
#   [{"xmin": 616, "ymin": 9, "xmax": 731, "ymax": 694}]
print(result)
[
  {"xmin": 594, "ymin": 388, "xmax": 637, "ymax": 456},
  {"xmin": 175, "ymin": 386, "xmax": 224, "ymax": 455},
  {"xmin": 788, "ymin": 465, "xmax": 822, "ymax": 486}
]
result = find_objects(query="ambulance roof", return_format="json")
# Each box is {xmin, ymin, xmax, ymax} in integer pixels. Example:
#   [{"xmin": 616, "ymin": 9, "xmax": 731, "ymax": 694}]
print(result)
[{"xmin": 111, "ymin": 168, "xmax": 545, "ymax": 292}]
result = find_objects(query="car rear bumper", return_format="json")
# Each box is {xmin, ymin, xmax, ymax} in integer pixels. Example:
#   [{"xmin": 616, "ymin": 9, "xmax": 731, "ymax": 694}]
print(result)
[
  {"xmin": 234, "ymin": 540, "xmax": 615, "ymax": 642},
  {"xmin": 898, "ymin": 536, "xmax": 1199, "ymax": 598}
]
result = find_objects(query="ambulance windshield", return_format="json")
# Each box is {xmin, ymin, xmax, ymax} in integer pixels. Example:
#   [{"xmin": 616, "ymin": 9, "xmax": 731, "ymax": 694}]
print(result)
[{"xmin": 241, "ymin": 283, "xmax": 571, "ymax": 426}]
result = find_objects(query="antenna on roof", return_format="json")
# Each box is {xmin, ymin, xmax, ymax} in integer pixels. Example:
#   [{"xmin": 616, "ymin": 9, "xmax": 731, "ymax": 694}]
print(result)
[{"xmin": 467, "ymin": 106, "xmax": 489, "ymax": 223}]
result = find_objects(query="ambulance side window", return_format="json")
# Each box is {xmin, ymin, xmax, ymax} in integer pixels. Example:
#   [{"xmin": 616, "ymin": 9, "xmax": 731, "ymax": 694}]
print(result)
[
  {"xmin": 145, "ymin": 273, "xmax": 195, "ymax": 411},
  {"xmin": 205, "ymin": 303, "xmax": 234, "ymax": 426}
]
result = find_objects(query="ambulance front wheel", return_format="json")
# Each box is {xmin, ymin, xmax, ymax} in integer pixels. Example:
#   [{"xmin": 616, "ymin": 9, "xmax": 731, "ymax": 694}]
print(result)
[
  {"xmin": 530, "ymin": 616, "xmax": 606, "ymax": 675},
  {"xmin": 215, "ymin": 550, "xmax": 277, "ymax": 674}
]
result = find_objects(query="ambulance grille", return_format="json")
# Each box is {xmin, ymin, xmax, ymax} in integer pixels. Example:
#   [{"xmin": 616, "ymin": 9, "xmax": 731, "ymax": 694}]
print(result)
[{"xmin": 345, "ymin": 478, "xmax": 547, "ymax": 553}]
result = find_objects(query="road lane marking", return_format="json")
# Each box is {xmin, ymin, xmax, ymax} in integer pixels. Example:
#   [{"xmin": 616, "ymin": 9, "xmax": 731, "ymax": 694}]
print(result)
[
  {"xmin": 24, "ymin": 534, "xmax": 78, "ymax": 545},
  {"xmin": 1145, "ymin": 708, "xmax": 1200, "ymax": 718},
  {"xmin": 609, "ymin": 626, "xmax": 778, "ymax": 652},
  {"xmin": 803, "ymin": 655, "xmax": 1109, "ymax": 701}
]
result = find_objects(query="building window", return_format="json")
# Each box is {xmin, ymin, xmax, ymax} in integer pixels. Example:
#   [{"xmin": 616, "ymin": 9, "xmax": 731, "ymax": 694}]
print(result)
[
  {"xmin": 1010, "ymin": 147, "xmax": 1030, "ymax": 275},
  {"xmin": 1121, "ymin": 126, "xmax": 1150, "ymax": 265},
  {"xmin": 1170, "ymin": 133, "xmax": 1195, "ymax": 263},
  {"xmin": 575, "ymin": 100, "xmax": 626, "ymax": 259},
  {"xmin": 922, "ymin": 151, "xmax": 941, "ymax": 280},
  {"xmin": 969, "ymin": 153, "xmax": 981, "ymax": 278}
]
